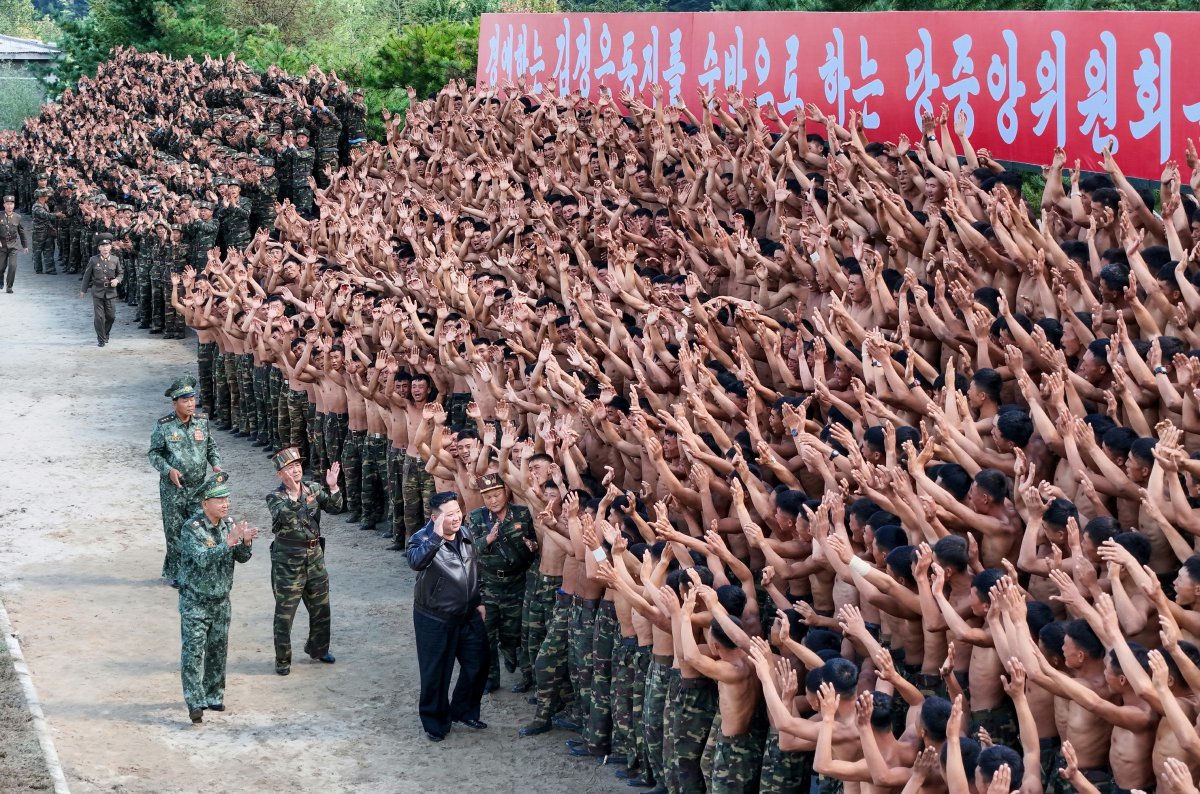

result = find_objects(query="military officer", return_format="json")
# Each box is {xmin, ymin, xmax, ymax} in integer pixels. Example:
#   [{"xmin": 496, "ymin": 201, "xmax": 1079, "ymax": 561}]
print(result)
[
  {"xmin": 0, "ymin": 194, "xmax": 28, "ymax": 293},
  {"xmin": 467, "ymin": 473, "xmax": 538, "ymax": 693},
  {"xmin": 276, "ymin": 128, "xmax": 316, "ymax": 216},
  {"xmin": 149, "ymin": 376, "xmax": 222, "ymax": 585},
  {"xmin": 266, "ymin": 447, "xmax": 344, "ymax": 676},
  {"xmin": 177, "ymin": 472, "xmax": 256, "ymax": 724},
  {"xmin": 78, "ymin": 233, "xmax": 123, "ymax": 346}
]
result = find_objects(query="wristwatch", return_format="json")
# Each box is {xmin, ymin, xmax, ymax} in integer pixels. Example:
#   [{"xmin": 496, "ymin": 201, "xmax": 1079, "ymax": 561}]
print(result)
[{"xmin": 1154, "ymin": 366, "xmax": 1168, "ymax": 375}]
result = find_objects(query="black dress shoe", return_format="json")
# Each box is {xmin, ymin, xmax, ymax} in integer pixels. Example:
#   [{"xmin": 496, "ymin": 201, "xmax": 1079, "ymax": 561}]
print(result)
[
  {"xmin": 625, "ymin": 780, "xmax": 655, "ymax": 790},
  {"xmin": 519, "ymin": 721, "xmax": 552, "ymax": 737},
  {"xmin": 454, "ymin": 718, "xmax": 487, "ymax": 729},
  {"xmin": 614, "ymin": 768, "xmax": 642, "ymax": 780},
  {"xmin": 189, "ymin": 708, "xmax": 203, "ymax": 724},
  {"xmin": 345, "ymin": 512, "xmax": 361, "ymax": 524},
  {"xmin": 425, "ymin": 731, "xmax": 446, "ymax": 742},
  {"xmin": 207, "ymin": 703, "xmax": 225, "ymax": 712},
  {"xmin": 568, "ymin": 744, "xmax": 603, "ymax": 758},
  {"xmin": 483, "ymin": 679, "xmax": 498, "ymax": 694},
  {"xmin": 149, "ymin": 328, "xmax": 163, "ymax": 334},
  {"xmin": 312, "ymin": 653, "xmax": 336, "ymax": 664},
  {"xmin": 511, "ymin": 678, "xmax": 534, "ymax": 693},
  {"xmin": 387, "ymin": 542, "xmax": 406, "ymax": 551},
  {"xmin": 97, "ymin": 340, "xmax": 105, "ymax": 347},
  {"xmin": 276, "ymin": 665, "xmax": 290, "ymax": 676}
]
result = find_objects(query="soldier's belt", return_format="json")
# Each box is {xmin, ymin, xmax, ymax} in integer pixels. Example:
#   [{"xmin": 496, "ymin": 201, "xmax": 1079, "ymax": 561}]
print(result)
[
  {"xmin": 573, "ymin": 595, "xmax": 600, "ymax": 610},
  {"xmin": 482, "ymin": 567, "xmax": 524, "ymax": 580},
  {"xmin": 679, "ymin": 676, "xmax": 716, "ymax": 690},
  {"xmin": 275, "ymin": 535, "xmax": 321, "ymax": 549},
  {"xmin": 368, "ymin": 432, "xmax": 386, "ymax": 441},
  {"xmin": 598, "ymin": 599, "xmax": 616, "ymax": 616},
  {"xmin": 555, "ymin": 589, "xmax": 572, "ymax": 605},
  {"xmin": 652, "ymin": 653, "xmax": 673, "ymax": 666}
]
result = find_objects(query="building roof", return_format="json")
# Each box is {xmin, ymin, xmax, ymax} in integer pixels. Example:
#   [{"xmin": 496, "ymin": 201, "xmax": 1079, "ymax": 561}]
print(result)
[{"xmin": 0, "ymin": 35, "xmax": 59, "ymax": 61}]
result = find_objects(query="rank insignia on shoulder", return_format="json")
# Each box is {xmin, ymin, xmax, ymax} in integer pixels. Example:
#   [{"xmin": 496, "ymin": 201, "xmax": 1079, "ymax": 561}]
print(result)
[{"xmin": 158, "ymin": 414, "xmax": 175, "ymax": 424}]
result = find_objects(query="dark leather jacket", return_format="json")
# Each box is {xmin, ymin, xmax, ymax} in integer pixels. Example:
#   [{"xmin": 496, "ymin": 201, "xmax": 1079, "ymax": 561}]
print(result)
[{"xmin": 406, "ymin": 521, "xmax": 482, "ymax": 623}]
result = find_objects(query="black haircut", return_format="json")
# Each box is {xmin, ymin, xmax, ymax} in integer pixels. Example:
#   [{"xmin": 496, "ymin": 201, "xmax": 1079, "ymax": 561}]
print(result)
[
  {"xmin": 821, "ymin": 658, "xmax": 859, "ymax": 696},
  {"xmin": 710, "ymin": 617, "xmax": 739, "ymax": 650},
  {"xmin": 429, "ymin": 491, "xmax": 459, "ymax": 512},
  {"xmin": 920, "ymin": 697, "xmax": 952, "ymax": 742},
  {"xmin": 1044, "ymin": 498, "xmax": 1078, "ymax": 528},
  {"xmin": 972, "ymin": 569, "xmax": 1005, "ymax": 603},
  {"xmin": 1113, "ymin": 531, "xmax": 1152, "ymax": 566},
  {"xmin": 973, "ymin": 469, "xmax": 1008, "ymax": 503},
  {"xmin": 971, "ymin": 368, "xmax": 1003, "ymax": 404},
  {"xmin": 885, "ymin": 546, "xmax": 917, "ymax": 586},
  {"xmin": 716, "ymin": 584, "xmax": 748, "ymax": 618},
  {"xmin": 978, "ymin": 745, "xmax": 1023, "ymax": 786},
  {"xmin": 996, "ymin": 410, "xmax": 1034, "ymax": 447},
  {"xmin": 1040, "ymin": 621, "xmax": 1068, "ymax": 660},
  {"xmin": 933, "ymin": 535, "xmax": 969, "ymax": 573},
  {"xmin": 1065, "ymin": 619, "xmax": 1105, "ymax": 659},
  {"xmin": 874, "ymin": 525, "xmax": 908, "ymax": 553}
]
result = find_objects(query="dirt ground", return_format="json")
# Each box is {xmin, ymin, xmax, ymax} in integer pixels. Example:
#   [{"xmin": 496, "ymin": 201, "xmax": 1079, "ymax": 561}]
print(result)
[
  {"xmin": 0, "ymin": 240, "xmax": 624, "ymax": 793},
  {"xmin": 0, "ymin": 645, "xmax": 53, "ymax": 793}
]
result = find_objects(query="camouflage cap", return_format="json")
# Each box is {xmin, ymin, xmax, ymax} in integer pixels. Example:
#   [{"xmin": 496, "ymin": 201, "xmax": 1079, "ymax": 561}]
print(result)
[
  {"xmin": 34, "ymin": 188, "xmax": 52, "ymax": 198},
  {"xmin": 117, "ymin": 204, "xmax": 133, "ymax": 212},
  {"xmin": 352, "ymin": 87, "xmax": 365, "ymax": 96},
  {"xmin": 195, "ymin": 201, "xmax": 214, "ymax": 211},
  {"xmin": 201, "ymin": 471, "xmax": 231, "ymax": 500},
  {"xmin": 256, "ymin": 156, "xmax": 275, "ymax": 167},
  {"xmin": 476, "ymin": 472, "xmax": 507, "ymax": 493},
  {"xmin": 96, "ymin": 233, "xmax": 114, "ymax": 244},
  {"xmin": 272, "ymin": 447, "xmax": 302, "ymax": 471},
  {"xmin": 35, "ymin": 172, "xmax": 48, "ymax": 181},
  {"xmin": 165, "ymin": 375, "xmax": 198, "ymax": 400},
  {"xmin": 294, "ymin": 127, "xmax": 310, "ymax": 137}
]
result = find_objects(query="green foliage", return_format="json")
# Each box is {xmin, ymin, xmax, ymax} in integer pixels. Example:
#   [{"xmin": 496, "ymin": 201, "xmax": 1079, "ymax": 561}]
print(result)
[
  {"xmin": 0, "ymin": 0, "xmax": 59, "ymax": 40},
  {"xmin": 0, "ymin": 62, "xmax": 46, "ymax": 129},
  {"xmin": 560, "ymin": 0, "xmax": 666, "ymax": 10},
  {"xmin": 366, "ymin": 20, "xmax": 480, "ymax": 100}
]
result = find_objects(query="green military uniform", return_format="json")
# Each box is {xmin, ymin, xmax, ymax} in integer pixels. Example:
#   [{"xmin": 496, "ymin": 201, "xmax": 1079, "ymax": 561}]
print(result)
[
  {"xmin": 185, "ymin": 205, "xmax": 219, "ymax": 271},
  {"xmin": 246, "ymin": 157, "xmax": 279, "ymax": 236},
  {"xmin": 467, "ymin": 477, "xmax": 537, "ymax": 689},
  {"xmin": 664, "ymin": 673, "xmax": 718, "ymax": 793},
  {"xmin": 0, "ymin": 151, "xmax": 13, "ymax": 202},
  {"xmin": 31, "ymin": 189, "xmax": 55, "ymax": 274},
  {"xmin": 217, "ymin": 193, "xmax": 252, "ymax": 252},
  {"xmin": 338, "ymin": 89, "xmax": 368, "ymax": 166},
  {"xmin": 310, "ymin": 105, "xmax": 342, "ymax": 190},
  {"xmin": 178, "ymin": 474, "xmax": 252, "ymax": 721},
  {"xmin": 277, "ymin": 131, "xmax": 316, "ymax": 215},
  {"xmin": 583, "ymin": 599, "xmax": 617, "ymax": 754},
  {"xmin": 148, "ymin": 377, "xmax": 221, "ymax": 582},
  {"xmin": 266, "ymin": 447, "xmax": 345, "ymax": 674},
  {"xmin": 0, "ymin": 200, "xmax": 26, "ymax": 293}
]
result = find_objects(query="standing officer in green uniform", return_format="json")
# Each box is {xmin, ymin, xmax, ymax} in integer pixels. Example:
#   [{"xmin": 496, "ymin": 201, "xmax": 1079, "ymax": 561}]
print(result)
[
  {"xmin": 467, "ymin": 474, "xmax": 538, "ymax": 693},
  {"xmin": 149, "ymin": 376, "xmax": 222, "ymax": 586},
  {"xmin": 177, "ymin": 472, "xmax": 256, "ymax": 724},
  {"xmin": 246, "ymin": 157, "xmax": 279, "ymax": 236},
  {"xmin": 78, "ymin": 233, "xmax": 123, "ymax": 346},
  {"xmin": 266, "ymin": 447, "xmax": 344, "ymax": 676},
  {"xmin": 185, "ymin": 201, "xmax": 220, "ymax": 271},
  {"xmin": 0, "ymin": 195, "xmax": 27, "ymax": 293}
]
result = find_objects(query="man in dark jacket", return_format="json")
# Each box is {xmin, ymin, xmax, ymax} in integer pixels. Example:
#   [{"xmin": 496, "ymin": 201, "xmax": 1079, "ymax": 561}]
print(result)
[{"xmin": 406, "ymin": 491, "xmax": 490, "ymax": 742}]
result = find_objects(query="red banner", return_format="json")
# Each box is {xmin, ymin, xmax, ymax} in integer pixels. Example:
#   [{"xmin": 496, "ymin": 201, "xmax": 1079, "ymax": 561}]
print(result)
[{"xmin": 479, "ymin": 11, "xmax": 1200, "ymax": 181}]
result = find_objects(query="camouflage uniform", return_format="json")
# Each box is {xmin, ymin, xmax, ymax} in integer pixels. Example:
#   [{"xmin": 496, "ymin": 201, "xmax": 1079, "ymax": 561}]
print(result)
[
  {"xmin": 522, "ymin": 571, "xmax": 560, "ymax": 684},
  {"xmin": 266, "ymin": 465, "xmax": 345, "ymax": 670},
  {"xmin": 709, "ymin": 724, "xmax": 766, "ymax": 794},
  {"xmin": 148, "ymin": 387, "xmax": 221, "ymax": 582},
  {"xmin": 567, "ymin": 598, "xmax": 597, "ymax": 724},
  {"xmin": 758, "ymin": 731, "xmax": 812, "ymax": 794},
  {"xmin": 338, "ymin": 91, "xmax": 368, "ymax": 166},
  {"xmin": 177, "ymin": 501, "xmax": 252, "ymax": 713},
  {"xmin": 583, "ymin": 600, "xmax": 617, "ymax": 754},
  {"xmin": 246, "ymin": 159, "xmax": 279, "ymax": 235},
  {"xmin": 340, "ymin": 429, "xmax": 365, "ymax": 519},
  {"xmin": 642, "ymin": 659, "xmax": 671, "ymax": 788},
  {"xmin": 218, "ymin": 195, "xmax": 252, "ymax": 253},
  {"xmin": 277, "ymin": 136, "xmax": 316, "ymax": 214},
  {"xmin": 30, "ymin": 191, "xmax": 55, "ymax": 274},
  {"xmin": 531, "ymin": 590, "xmax": 574, "ymax": 726},
  {"xmin": 197, "ymin": 342, "xmax": 218, "ymax": 413},
  {"xmin": 185, "ymin": 210, "xmax": 219, "ymax": 271},
  {"xmin": 469, "ymin": 497, "xmax": 537, "ymax": 687},
  {"xmin": 310, "ymin": 106, "xmax": 342, "ymax": 190},
  {"xmin": 664, "ymin": 674, "xmax": 717, "ymax": 794},
  {"xmin": 401, "ymin": 452, "xmax": 434, "ymax": 538},
  {"xmin": 323, "ymin": 412, "xmax": 348, "ymax": 479},
  {"xmin": 385, "ymin": 446, "xmax": 405, "ymax": 539},
  {"xmin": 609, "ymin": 637, "xmax": 639, "ymax": 768},
  {"xmin": 359, "ymin": 433, "xmax": 389, "ymax": 530},
  {"xmin": 0, "ymin": 153, "xmax": 12, "ymax": 203}
]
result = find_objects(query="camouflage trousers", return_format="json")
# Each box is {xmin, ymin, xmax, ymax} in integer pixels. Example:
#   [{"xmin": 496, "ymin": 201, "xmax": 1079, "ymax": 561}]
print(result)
[
  {"xmin": 401, "ymin": 453, "xmax": 434, "ymax": 538},
  {"xmin": 610, "ymin": 639, "xmax": 639, "ymax": 767},
  {"xmin": 137, "ymin": 258, "xmax": 152, "ymax": 321},
  {"xmin": 265, "ymin": 368, "xmax": 283, "ymax": 448},
  {"xmin": 360, "ymin": 434, "xmax": 388, "ymax": 527},
  {"xmin": 970, "ymin": 700, "xmax": 1019, "ymax": 753},
  {"xmin": 163, "ymin": 276, "xmax": 184, "ymax": 337},
  {"xmin": 212, "ymin": 351, "xmax": 230, "ymax": 426},
  {"xmin": 233, "ymin": 354, "xmax": 253, "ymax": 434},
  {"xmin": 197, "ymin": 342, "xmax": 217, "ymax": 414},
  {"xmin": 149, "ymin": 265, "xmax": 166, "ymax": 331},
  {"xmin": 567, "ymin": 599, "xmax": 597, "ymax": 724},
  {"xmin": 252, "ymin": 365, "xmax": 271, "ymax": 443},
  {"xmin": 664, "ymin": 672, "xmax": 717, "ymax": 794},
  {"xmin": 1044, "ymin": 748, "xmax": 1112, "ymax": 794},
  {"xmin": 533, "ymin": 593, "xmax": 573, "ymax": 723},
  {"xmin": 225, "ymin": 353, "xmax": 243, "ymax": 430},
  {"xmin": 522, "ymin": 572, "xmax": 559, "ymax": 675},
  {"xmin": 758, "ymin": 731, "xmax": 812, "ymax": 794},
  {"xmin": 179, "ymin": 590, "xmax": 231, "ymax": 711},
  {"xmin": 444, "ymin": 392, "xmax": 471, "ymax": 429},
  {"xmin": 386, "ymin": 446, "xmax": 404, "ymax": 539},
  {"xmin": 159, "ymin": 479, "xmax": 202, "ymax": 581},
  {"xmin": 279, "ymin": 389, "xmax": 307, "ymax": 458},
  {"xmin": 322, "ymin": 412, "xmax": 348, "ymax": 480},
  {"xmin": 583, "ymin": 601, "xmax": 616, "ymax": 754},
  {"xmin": 270, "ymin": 543, "xmax": 331, "ymax": 667},
  {"xmin": 482, "ymin": 574, "xmax": 526, "ymax": 685},
  {"xmin": 340, "ymin": 429, "xmax": 365, "ymax": 515},
  {"xmin": 709, "ymin": 724, "xmax": 766, "ymax": 794},
  {"xmin": 308, "ymin": 408, "xmax": 326, "ymax": 474},
  {"xmin": 643, "ymin": 659, "xmax": 671, "ymax": 788},
  {"xmin": 32, "ymin": 234, "xmax": 53, "ymax": 273}
]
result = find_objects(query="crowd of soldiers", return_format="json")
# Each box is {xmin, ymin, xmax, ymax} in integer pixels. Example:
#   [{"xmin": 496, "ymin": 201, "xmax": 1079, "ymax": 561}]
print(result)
[
  {"xmin": 0, "ymin": 47, "xmax": 365, "ymax": 335},
  {"xmin": 16, "ymin": 41, "xmax": 1200, "ymax": 794}
]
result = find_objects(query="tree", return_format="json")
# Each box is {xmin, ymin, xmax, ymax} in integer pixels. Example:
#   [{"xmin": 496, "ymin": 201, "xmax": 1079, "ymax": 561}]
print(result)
[
  {"xmin": 0, "ymin": 61, "xmax": 46, "ymax": 129},
  {"xmin": 0, "ymin": 0, "xmax": 59, "ymax": 41}
]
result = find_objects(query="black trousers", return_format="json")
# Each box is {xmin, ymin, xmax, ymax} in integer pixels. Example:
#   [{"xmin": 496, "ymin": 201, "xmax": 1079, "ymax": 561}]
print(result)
[
  {"xmin": 93, "ymin": 294, "xmax": 116, "ymax": 343},
  {"xmin": 413, "ymin": 608, "xmax": 489, "ymax": 736}
]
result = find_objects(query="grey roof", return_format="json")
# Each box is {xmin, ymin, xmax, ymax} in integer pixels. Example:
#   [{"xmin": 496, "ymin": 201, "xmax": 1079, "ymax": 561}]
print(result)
[{"xmin": 0, "ymin": 35, "xmax": 59, "ymax": 61}]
